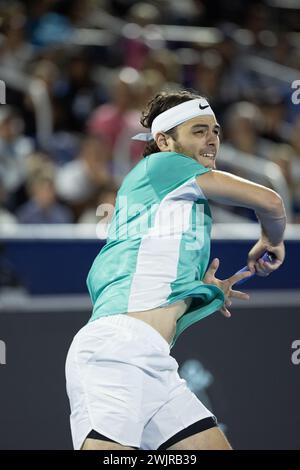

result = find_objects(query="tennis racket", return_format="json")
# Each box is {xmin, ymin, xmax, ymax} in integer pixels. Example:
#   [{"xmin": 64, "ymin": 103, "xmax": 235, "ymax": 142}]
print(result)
[{"xmin": 234, "ymin": 251, "xmax": 276, "ymax": 286}]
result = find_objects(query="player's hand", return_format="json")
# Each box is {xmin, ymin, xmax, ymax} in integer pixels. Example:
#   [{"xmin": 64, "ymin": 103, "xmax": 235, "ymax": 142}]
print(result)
[
  {"xmin": 247, "ymin": 237, "xmax": 285, "ymax": 277},
  {"xmin": 203, "ymin": 258, "xmax": 251, "ymax": 318}
]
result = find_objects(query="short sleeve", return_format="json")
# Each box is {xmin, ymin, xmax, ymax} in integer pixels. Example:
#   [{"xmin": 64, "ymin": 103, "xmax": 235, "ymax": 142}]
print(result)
[{"xmin": 146, "ymin": 152, "xmax": 211, "ymax": 201}]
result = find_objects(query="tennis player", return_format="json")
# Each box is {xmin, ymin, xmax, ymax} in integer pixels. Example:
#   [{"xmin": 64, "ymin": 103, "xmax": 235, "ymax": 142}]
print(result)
[{"xmin": 65, "ymin": 90, "xmax": 286, "ymax": 450}]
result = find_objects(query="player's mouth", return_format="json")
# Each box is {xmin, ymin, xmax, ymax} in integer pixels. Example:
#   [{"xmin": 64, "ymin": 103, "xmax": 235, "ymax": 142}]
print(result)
[{"xmin": 199, "ymin": 152, "xmax": 216, "ymax": 160}]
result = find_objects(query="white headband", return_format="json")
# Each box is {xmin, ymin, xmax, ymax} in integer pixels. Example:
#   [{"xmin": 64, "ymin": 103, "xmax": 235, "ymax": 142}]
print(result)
[{"xmin": 132, "ymin": 98, "xmax": 215, "ymax": 141}]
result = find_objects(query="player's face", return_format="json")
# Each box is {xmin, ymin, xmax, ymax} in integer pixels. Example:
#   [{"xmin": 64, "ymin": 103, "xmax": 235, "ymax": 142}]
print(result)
[{"xmin": 169, "ymin": 115, "xmax": 220, "ymax": 169}]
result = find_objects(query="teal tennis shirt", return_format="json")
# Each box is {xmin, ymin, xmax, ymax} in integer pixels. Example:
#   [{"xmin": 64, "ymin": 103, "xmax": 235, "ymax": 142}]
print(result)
[{"xmin": 87, "ymin": 151, "xmax": 224, "ymax": 348}]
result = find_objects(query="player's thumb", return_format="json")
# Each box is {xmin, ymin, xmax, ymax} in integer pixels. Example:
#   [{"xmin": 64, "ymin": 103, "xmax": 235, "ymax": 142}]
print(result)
[
  {"xmin": 247, "ymin": 260, "xmax": 256, "ymax": 274},
  {"xmin": 208, "ymin": 257, "xmax": 219, "ymax": 275}
]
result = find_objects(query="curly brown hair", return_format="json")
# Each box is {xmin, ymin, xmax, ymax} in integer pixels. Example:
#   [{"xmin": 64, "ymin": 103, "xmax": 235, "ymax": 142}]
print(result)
[{"xmin": 140, "ymin": 89, "xmax": 204, "ymax": 157}]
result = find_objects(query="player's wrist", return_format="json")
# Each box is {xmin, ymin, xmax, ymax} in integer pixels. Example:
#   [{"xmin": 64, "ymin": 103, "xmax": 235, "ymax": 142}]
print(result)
[{"xmin": 260, "ymin": 231, "xmax": 283, "ymax": 248}]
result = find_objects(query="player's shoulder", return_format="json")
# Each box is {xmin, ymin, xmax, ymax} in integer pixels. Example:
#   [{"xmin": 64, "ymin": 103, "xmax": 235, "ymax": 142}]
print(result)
[
  {"xmin": 117, "ymin": 156, "xmax": 148, "ymax": 193},
  {"xmin": 147, "ymin": 151, "xmax": 200, "ymax": 163},
  {"xmin": 146, "ymin": 152, "xmax": 212, "ymax": 199},
  {"xmin": 147, "ymin": 151, "xmax": 208, "ymax": 172}
]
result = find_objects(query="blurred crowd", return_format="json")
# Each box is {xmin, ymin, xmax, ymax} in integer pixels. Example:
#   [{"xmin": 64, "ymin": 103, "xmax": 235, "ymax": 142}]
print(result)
[{"xmin": 0, "ymin": 0, "xmax": 300, "ymax": 227}]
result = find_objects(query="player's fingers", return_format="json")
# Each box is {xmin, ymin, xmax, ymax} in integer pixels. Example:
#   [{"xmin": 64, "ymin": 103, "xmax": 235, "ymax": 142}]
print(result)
[
  {"xmin": 247, "ymin": 260, "xmax": 256, "ymax": 274},
  {"xmin": 263, "ymin": 259, "xmax": 282, "ymax": 272},
  {"xmin": 206, "ymin": 258, "xmax": 220, "ymax": 277},
  {"xmin": 255, "ymin": 259, "xmax": 271, "ymax": 277},
  {"xmin": 219, "ymin": 305, "xmax": 231, "ymax": 318},
  {"xmin": 255, "ymin": 268, "xmax": 269, "ymax": 277},
  {"xmin": 227, "ymin": 269, "xmax": 252, "ymax": 286},
  {"xmin": 258, "ymin": 258, "xmax": 270, "ymax": 272},
  {"xmin": 230, "ymin": 290, "xmax": 250, "ymax": 300}
]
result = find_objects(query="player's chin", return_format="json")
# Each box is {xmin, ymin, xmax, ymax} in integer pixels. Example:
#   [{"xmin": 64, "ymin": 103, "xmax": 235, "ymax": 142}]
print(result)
[
  {"xmin": 196, "ymin": 154, "xmax": 216, "ymax": 168},
  {"xmin": 204, "ymin": 160, "xmax": 216, "ymax": 169}
]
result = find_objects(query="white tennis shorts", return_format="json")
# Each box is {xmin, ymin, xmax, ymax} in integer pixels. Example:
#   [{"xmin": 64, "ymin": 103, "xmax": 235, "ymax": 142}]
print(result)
[{"xmin": 65, "ymin": 314, "xmax": 216, "ymax": 450}]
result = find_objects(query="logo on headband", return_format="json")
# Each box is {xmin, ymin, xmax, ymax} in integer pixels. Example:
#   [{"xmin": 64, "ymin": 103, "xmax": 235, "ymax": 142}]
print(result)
[{"xmin": 199, "ymin": 103, "xmax": 210, "ymax": 110}]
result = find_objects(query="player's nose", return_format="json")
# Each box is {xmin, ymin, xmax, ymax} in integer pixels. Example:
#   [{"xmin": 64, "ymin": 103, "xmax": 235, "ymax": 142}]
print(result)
[{"xmin": 207, "ymin": 131, "xmax": 218, "ymax": 145}]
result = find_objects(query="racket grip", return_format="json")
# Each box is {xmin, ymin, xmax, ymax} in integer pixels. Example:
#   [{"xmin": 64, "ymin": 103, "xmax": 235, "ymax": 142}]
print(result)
[{"xmin": 234, "ymin": 251, "xmax": 275, "ymax": 286}]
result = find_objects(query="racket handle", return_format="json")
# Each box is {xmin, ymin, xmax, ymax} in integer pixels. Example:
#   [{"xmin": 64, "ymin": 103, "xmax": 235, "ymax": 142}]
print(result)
[{"xmin": 234, "ymin": 251, "xmax": 276, "ymax": 286}]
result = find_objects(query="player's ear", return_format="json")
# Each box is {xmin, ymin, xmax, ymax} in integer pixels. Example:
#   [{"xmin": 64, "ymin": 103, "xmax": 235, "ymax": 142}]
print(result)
[{"xmin": 155, "ymin": 132, "xmax": 171, "ymax": 151}]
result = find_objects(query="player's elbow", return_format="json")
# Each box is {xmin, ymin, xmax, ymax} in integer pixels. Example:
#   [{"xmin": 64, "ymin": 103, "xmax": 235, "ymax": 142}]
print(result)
[{"xmin": 261, "ymin": 190, "xmax": 284, "ymax": 216}]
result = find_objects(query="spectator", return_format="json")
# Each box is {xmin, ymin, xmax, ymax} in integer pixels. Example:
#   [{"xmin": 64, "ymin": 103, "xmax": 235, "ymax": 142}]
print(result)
[
  {"xmin": 87, "ymin": 67, "xmax": 146, "ymax": 182},
  {"xmin": 55, "ymin": 135, "xmax": 111, "ymax": 217},
  {"xmin": 78, "ymin": 182, "xmax": 118, "ymax": 225},
  {"xmin": 0, "ymin": 0, "xmax": 298, "ymax": 224},
  {"xmin": 17, "ymin": 172, "xmax": 73, "ymax": 224},
  {"xmin": 54, "ymin": 50, "xmax": 108, "ymax": 132},
  {"xmin": 0, "ymin": 106, "xmax": 33, "ymax": 208},
  {"xmin": 0, "ymin": 1, "xmax": 33, "ymax": 71},
  {"xmin": 143, "ymin": 48, "xmax": 182, "ymax": 88},
  {"xmin": 0, "ymin": 175, "xmax": 17, "ymax": 226},
  {"xmin": 224, "ymin": 101, "xmax": 293, "ymax": 176},
  {"xmin": 87, "ymin": 67, "xmax": 143, "ymax": 151},
  {"xmin": 288, "ymin": 116, "xmax": 300, "ymax": 220}
]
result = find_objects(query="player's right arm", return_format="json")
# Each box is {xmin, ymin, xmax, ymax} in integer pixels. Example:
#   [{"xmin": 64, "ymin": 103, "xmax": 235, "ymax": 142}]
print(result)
[{"xmin": 196, "ymin": 170, "xmax": 286, "ymax": 275}]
